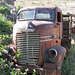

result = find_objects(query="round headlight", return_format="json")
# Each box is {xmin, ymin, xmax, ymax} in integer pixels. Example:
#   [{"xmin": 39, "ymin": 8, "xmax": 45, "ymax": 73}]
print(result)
[
  {"xmin": 54, "ymin": 35, "xmax": 57, "ymax": 39},
  {"xmin": 59, "ymin": 36, "xmax": 62, "ymax": 39},
  {"xmin": 48, "ymin": 49, "xmax": 57, "ymax": 58}
]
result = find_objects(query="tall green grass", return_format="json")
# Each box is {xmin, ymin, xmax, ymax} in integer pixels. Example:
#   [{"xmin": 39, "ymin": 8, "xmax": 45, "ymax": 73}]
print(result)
[{"xmin": 62, "ymin": 34, "xmax": 75, "ymax": 75}]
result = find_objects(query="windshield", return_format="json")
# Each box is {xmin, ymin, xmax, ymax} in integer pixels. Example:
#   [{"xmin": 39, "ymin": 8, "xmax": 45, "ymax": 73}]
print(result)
[
  {"xmin": 18, "ymin": 9, "xmax": 35, "ymax": 20},
  {"xmin": 35, "ymin": 9, "xmax": 54, "ymax": 20},
  {"xmin": 18, "ymin": 8, "xmax": 54, "ymax": 20}
]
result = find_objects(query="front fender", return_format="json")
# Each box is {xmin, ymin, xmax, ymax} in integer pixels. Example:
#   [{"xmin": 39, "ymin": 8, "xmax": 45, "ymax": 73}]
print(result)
[{"xmin": 44, "ymin": 46, "xmax": 66, "ymax": 70}]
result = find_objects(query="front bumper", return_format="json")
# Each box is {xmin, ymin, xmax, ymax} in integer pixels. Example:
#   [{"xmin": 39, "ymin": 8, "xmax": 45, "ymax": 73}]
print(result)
[{"xmin": 15, "ymin": 63, "xmax": 61, "ymax": 75}]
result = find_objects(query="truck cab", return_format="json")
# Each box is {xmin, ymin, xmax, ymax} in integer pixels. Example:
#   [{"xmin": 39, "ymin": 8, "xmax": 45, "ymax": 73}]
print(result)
[{"xmin": 13, "ymin": 6, "xmax": 67, "ymax": 75}]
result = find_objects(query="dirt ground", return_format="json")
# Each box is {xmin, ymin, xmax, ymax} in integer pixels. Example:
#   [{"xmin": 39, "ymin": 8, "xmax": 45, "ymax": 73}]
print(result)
[{"xmin": 14, "ymin": 0, "xmax": 75, "ymax": 14}]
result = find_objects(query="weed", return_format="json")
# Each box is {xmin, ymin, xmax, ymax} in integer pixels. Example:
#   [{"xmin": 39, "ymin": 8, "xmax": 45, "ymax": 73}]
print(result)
[{"xmin": 62, "ymin": 34, "xmax": 75, "ymax": 75}]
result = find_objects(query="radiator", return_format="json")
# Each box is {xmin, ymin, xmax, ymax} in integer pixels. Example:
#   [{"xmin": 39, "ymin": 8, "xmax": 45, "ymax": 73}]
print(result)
[{"xmin": 16, "ymin": 33, "xmax": 40, "ymax": 65}]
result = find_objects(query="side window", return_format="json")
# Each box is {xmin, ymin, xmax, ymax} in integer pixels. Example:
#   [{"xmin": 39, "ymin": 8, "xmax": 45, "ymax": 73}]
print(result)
[{"xmin": 57, "ymin": 12, "xmax": 61, "ymax": 22}]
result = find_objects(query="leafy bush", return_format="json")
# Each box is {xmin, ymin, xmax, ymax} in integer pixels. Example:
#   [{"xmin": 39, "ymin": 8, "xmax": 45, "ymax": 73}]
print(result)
[
  {"xmin": 0, "ymin": 35, "xmax": 12, "ymax": 45},
  {"xmin": 0, "ymin": 44, "xmax": 36, "ymax": 75},
  {"xmin": 0, "ymin": 45, "xmax": 24, "ymax": 75},
  {"xmin": 0, "ymin": 6, "xmax": 10, "ymax": 15},
  {"xmin": 3, "ymin": 7, "xmax": 10, "ymax": 15},
  {"xmin": 0, "ymin": 3, "xmax": 36, "ymax": 75},
  {"xmin": 0, "ymin": 1, "xmax": 5, "ymax": 5},
  {"xmin": 0, "ymin": 34, "xmax": 36, "ymax": 75},
  {"xmin": 0, "ymin": 13, "xmax": 7, "ymax": 21},
  {"xmin": 0, "ymin": 20, "xmax": 12, "ymax": 35}
]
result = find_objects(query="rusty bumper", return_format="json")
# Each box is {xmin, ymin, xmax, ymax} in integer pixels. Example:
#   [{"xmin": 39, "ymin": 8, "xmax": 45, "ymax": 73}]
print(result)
[{"xmin": 16, "ymin": 63, "xmax": 61, "ymax": 75}]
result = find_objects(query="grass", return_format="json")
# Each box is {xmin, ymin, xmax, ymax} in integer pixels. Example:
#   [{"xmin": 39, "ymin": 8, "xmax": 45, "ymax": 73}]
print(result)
[{"xmin": 62, "ymin": 34, "xmax": 75, "ymax": 75}]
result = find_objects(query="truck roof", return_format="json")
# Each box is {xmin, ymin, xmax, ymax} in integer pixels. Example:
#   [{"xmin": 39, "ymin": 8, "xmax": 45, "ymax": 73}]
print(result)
[{"xmin": 18, "ymin": 6, "xmax": 60, "ymax": 13}]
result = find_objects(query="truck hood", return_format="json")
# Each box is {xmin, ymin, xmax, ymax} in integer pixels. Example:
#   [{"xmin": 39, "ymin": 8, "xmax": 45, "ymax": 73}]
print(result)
[
  {"xmin": 14, "ymin": 20, "xmax": 54, "ymax": 29},
  {"xmin": 13, "ymin": 20, "xmax": 54, "ymax": 40}
]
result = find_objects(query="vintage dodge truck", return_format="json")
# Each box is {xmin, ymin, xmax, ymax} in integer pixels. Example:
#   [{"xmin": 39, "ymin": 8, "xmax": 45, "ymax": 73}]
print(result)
[{"xmin": 13, "ymin": 6, "xmax": 71, "ymax": 75}]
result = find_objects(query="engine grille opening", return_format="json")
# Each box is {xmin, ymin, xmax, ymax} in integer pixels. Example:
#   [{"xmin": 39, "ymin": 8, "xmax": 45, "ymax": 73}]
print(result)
[{"xmin": 16, "ymin": 33, "xmax": 40, "ymax": 65}]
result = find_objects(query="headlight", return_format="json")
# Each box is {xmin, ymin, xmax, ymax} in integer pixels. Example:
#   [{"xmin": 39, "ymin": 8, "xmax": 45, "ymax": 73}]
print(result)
[
  {"xmin": 53, "ymin": 35, "xmax": 57, "ymax": 39},
  {"xmin": 48, "ymin": 49, "xmax": 57, "ymax": 58},
  {"xmin": 59, "ymin": 36, "xmax": 62, "ymax": 39}
]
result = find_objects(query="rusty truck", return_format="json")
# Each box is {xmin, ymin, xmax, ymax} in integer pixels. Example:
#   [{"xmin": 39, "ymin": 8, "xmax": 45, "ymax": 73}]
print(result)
[{"xmin": 13, "ymin": 6, "xmax": 71, "ymax": 75}]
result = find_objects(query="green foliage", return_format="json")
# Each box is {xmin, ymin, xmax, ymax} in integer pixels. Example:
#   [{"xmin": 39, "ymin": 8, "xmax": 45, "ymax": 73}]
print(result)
[
  {"xmin": 0, "ymin": 45, "xmax": 36, "ymax": 75},
  {"xmin": 32, "ymin": 69, "xmax": 36, "ymax": 75},
  {"xmin": 0, "ymin": 6, "xmax": 13, "ymax": 36},
  {"xmin": 62, "ymin": 34, "xmax": 75, "ymax": 75},
  {"xmin": 0, "ymin": 35, "xmax": 12, "ymax": 45},
  {"xmin": 0, "ymin": 20, "xmax": 13, "ymax": 35},
  {"xmin": 0, "ymin": 6, "xmax": 10, "ymax": 15},
  {"xmin": 3, "ymin": 7, "xmax": 10, "ymax": 15},
  {"xmin": 0, "ymin": 13, "xmax": 7, "ymax": 21},
  {"xmin": 16, "ymin": 5, "xmax": 20, "ymax": 11},
  {"xmin": 15, "ymin": 50, "xmax": 23, "ymax": 59},
  {"xmin": 0, "ymin": 35, "xmax": 36, "ymax": 75},
  {"xmin": 0, "ymin": 3, "xmax": 36, "ymax": 75},
  {"xmin": 16, "ymin": 5, "xmax": 23, "ymax": 11},
  {"xmin": 0, "ymin": 58, "xmax": 13, "ymax": 75},
  {"xmin": 0, "ymin": 1, "xmax": 5, "ymax": 5}
]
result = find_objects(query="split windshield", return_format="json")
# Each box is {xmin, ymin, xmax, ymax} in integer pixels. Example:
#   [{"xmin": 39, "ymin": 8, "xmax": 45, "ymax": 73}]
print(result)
[{"xmin": 18, "ymin": 8, "xmax": 54, "ymax": 20}]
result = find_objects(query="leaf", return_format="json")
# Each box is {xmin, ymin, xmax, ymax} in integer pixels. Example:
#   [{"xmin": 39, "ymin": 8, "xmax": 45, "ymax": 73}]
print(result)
[
  {"xmin": 1, "ymin": 58, "xmax": 3, "ymax": 61},
  {"xmin": 17, "ymin": 50, "xmax": 19, "ymax": 53},
  {"xmin": 11, "ymin": 72, "xmax": 15, "ymax": 75}
]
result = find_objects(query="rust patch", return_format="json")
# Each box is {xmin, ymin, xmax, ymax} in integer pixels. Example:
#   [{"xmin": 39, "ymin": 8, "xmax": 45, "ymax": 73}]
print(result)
[{"xmin": 43, "ymin": 63, "xmax": 56, "ymax": 70}]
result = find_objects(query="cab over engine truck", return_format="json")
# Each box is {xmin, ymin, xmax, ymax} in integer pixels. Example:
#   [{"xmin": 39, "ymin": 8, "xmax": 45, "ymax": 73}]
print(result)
[{"xmin": 13, "ymin": 6, "xmax": 70, "ymax": 75}]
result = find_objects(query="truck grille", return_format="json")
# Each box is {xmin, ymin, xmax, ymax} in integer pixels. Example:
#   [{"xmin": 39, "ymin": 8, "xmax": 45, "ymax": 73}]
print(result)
[{"xmin": 16, "ymin": 33, "xmax": 40, "ymax": 65}]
